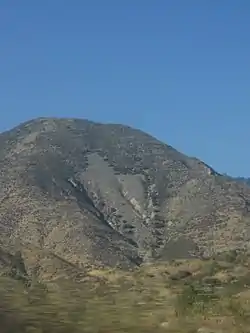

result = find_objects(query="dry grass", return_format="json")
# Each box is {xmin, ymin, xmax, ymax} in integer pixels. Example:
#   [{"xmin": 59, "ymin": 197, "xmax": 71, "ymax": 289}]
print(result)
[{"xmin": 1, "ymin": 250, "xmax": 250, "ymax": 332}]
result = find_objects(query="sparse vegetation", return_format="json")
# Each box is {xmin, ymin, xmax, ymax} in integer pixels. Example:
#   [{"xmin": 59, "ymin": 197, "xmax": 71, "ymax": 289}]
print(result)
[{"xmin": 0, "ymin": 252, "xmax": 250, "ymax": 332}]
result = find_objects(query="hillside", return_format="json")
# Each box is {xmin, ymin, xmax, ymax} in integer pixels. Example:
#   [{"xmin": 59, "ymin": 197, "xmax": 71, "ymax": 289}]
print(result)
[
  {"xmin": 1, "ymin": 249, "xmax": 250, "ymax": 333},
  {"xmin": 1, "ymin": 117, "xmax": 250, "ymax": 279}
]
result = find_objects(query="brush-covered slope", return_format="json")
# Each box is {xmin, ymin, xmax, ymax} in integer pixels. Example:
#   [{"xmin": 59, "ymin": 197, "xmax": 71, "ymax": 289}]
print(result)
[
  {"xmin": 0, "ymin": 117, "xmax": 250, "ymax": 276},
  {"xmin": 2, "ymin": 249, "xmax": 250, "ymax": 333}
]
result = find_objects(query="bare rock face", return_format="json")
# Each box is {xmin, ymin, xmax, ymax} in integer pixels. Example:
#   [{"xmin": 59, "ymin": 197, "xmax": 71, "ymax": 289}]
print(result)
[{"xmin": 0, "ymin": 117, "xmax": 250, "ymax": 276}]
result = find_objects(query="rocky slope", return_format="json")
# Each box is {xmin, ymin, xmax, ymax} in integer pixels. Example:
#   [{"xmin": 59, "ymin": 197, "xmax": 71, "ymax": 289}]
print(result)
[{"xmin": 0, "ymin": 117, "xmax": 250, "ymax": 278}]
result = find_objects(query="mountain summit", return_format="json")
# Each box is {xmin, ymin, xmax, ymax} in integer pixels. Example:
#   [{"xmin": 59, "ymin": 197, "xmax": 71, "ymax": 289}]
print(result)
[{"xmin": 0, "ymin": 117, "xmax": 250, "ymax": 277}]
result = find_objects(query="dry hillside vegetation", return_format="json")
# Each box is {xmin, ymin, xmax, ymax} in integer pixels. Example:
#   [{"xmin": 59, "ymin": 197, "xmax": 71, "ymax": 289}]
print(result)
[{"xmin": 1, "ymin": 249, "xmax": 250, "ymax": 332}]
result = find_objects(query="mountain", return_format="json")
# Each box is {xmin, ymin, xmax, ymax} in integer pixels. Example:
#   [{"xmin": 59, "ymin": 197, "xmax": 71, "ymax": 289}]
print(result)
[
  {"xmin": 234, "ymin": 177, "xmax": 250, "ymax": 186},
  {"xmin": 1, "ymin": 117, "xmax": 250, "ymax": 279}
]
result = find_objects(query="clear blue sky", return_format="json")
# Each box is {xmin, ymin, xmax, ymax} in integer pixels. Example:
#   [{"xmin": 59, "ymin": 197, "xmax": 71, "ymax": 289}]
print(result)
[{"xmin": 0, "ymin": 1, "xmax": 249, "ymax": 177}]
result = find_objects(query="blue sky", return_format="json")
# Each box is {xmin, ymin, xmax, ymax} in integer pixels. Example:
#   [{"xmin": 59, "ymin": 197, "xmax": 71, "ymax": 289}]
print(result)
[{"xmin": 0, "ymin": 1, "xmax": 249, "ymax": 177}]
